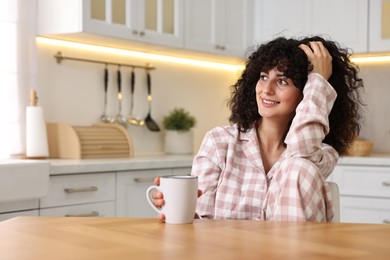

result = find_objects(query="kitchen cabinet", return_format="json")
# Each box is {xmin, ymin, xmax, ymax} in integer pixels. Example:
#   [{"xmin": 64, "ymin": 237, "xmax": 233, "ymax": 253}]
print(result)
[
  {"xmin": 184, "ymin": 0, "xmax": 254, "ymax": 57},
  {"xmin": 0, "ymin": 210, "xmax": 39, "ymax": 222},
  {"xmin": 0, "ymin": 200, "xmax": 39, "ymax": 221},
  {"xmin": 39, "ymin": 172, "xmax": 116, "ymax": 217},
  {"xmin": 0, "ymin": 161, "xmax": 49, "ymax": 221},
  {"xmin": 40, "ymin": 202, "xmax": 115, "ymax": 217},
  {"xmin": 369, "ymin": 0, "xmax": 390, "ymax": 52},
  {"xmin": 330, "ymin": 165, "xmax": 390, "ymax": 224},
  {"xmin": 37, "ymin": 0, "xmax": 184, "ymax": 48},
  {"xmin": 253, "ymin": 0, "xmax": 368, "ymax": 53},
  {"xmin": 116, "ymin": 167, "xmax": 192, "ymax": 218}
]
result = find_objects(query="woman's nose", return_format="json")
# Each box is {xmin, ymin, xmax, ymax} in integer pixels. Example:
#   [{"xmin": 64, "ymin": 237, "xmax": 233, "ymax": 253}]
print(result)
[{"xmin": 262, "ymin": 80, "xmax": 275, "ymax": 94}]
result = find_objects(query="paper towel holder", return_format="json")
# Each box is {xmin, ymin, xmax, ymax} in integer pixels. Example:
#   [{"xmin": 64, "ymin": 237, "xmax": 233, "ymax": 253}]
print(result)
[{"xmin": 26, "ymin": 89, "xmax": 49, "ymax": 159}]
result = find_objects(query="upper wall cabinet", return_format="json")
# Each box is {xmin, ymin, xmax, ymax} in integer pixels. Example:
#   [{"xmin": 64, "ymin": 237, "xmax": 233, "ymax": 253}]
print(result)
[
  {"xmin": 253, "ymin": 0, "xmax": 368, "ymax": 54},
  {"xmin": 37, "ymin": 0, "xmax": 184, "ymax": 48},
  {"xmin": 369, "ymin": 0, "xmax": 390, "ymax": 52},
  {"xmin": 184, "ymin": 0, "xmax": 254, "ymax": 57}
]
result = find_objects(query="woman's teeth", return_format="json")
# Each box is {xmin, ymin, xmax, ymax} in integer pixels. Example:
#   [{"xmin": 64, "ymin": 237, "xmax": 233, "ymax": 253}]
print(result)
[{"xmin": 263, "ymin": 99, "xmax": 279, "ymax": 104}]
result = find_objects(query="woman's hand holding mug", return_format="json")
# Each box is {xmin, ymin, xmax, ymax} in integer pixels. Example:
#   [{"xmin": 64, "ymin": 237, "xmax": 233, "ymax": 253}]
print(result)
[{"xmin": 148, "ymin": 176, "xmax": 202, "ymax": 223}]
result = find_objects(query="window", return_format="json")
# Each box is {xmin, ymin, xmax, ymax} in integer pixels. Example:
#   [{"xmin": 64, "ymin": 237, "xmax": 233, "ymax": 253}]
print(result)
[{"xmin": 0, "ymin": 0, "xmax": 36, "ymax": 158}]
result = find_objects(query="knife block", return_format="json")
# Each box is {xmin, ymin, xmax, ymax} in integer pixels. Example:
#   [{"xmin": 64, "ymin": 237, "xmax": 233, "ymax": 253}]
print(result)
[{"xmin": 46, "ymin": 123, "xmax": 133, "ymax": 159}]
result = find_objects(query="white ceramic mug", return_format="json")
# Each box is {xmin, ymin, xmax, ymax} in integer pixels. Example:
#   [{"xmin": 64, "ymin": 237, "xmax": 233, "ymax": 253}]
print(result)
[{"xmin": 146, "ymin": 175, "xmax": 198, "ymax": 224}]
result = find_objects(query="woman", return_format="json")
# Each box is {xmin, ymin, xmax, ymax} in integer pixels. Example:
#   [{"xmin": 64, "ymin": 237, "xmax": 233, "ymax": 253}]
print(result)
[{"xmin": 154, "ymin": 36, "xmax": 364, "ymax": 222}]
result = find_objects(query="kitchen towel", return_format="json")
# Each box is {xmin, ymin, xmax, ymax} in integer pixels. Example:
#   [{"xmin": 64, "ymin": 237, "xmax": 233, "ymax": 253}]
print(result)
[{"xmin": 26, "ymin": 106, "xmax": 49, "ymax": 158}]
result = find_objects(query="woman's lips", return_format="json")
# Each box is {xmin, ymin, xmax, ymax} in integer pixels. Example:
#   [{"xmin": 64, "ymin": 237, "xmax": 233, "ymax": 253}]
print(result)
[{"xmin": 261, "ymin": 98, "xmax": 280, "ymax": 106}]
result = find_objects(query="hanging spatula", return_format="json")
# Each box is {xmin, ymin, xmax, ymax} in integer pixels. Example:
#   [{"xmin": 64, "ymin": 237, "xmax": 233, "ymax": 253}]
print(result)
[{"xmin": 144, "ymin": 70, "xmax": 160, "ymax": 132}]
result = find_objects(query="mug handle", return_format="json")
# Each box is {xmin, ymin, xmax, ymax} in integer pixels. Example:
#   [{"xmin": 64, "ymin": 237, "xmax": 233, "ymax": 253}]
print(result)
[{"xmin": 146, "ymin": 185, "xmax": 163, "ymax": 215}]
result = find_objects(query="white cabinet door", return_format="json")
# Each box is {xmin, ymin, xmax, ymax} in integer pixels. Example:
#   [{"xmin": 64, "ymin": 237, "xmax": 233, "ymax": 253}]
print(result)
[
  {"xmin": 308, "ymin": 0, "xmax": 368, "ymax": 53},
  {"xmin": 253, "ymin": 0, "xmax": 311, "ymax": 43},
  {"xmin": 82, "ymin": 0, "xmax": 134, "ymax": 40},
  {"xmin": 136, "ymin": 0, "xmax": 184, "ymax": 47},
  {"xmin": 369, "ymin": 0, "xmax": 390, "ymax": 52},
  {"xmin": 340, "ymin": 196, "xmax": 390, "ymax": 224},
  {"xmin": 0, "ymin": 210, "xmax": 39, "ymax": 222},
  {"xmin": 332, "ymin": 166, "xmax": 390, "ymax": 198},
  {"xmin": 40, "ymin": 172, "xmax": 116, "ymax": 208},
  {"xmin": 0, "ymin": 200, "xmax": 39, "ymax": 214},
  {"xmin": 40, "ymin": 201, "xmax": 115, "ymax": 217},
  {"xmin": 38, "ymin": 0, "xmax": 183, "ymax": 48},
  {"xmin": 253, "ymin": 0, "xmax": 368, "ymax": 53},
  {"xmin": 116, "ymin": 169, "xmax": 171, "ymax": 218},
  {"xmin": 116, "ymin": 167, "xmax": 192, "ymax": 218},
  {"xmin": 332, "ymin": 165, "xmax": 390, "ymax": 224},
  {"xmin": 85, "ymin": 0, "xmax": 183, "ymax": 47},
  {"xmin": 185, "ymin": 0, "xmax": 254, "ymax": 57}
]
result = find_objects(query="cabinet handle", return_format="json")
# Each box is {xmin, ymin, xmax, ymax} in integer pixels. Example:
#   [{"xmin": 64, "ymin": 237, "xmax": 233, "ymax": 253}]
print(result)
[
  {"xmin": 134, "ymin": 177, "xmax": 155, "ymax": 183},
  {"xmin": 382, "ymin": 181, "xmax": 390, "ymax": 187},
  {"xmin": 139, "ymin": 31, "xmax": 145, "ymax": 36},
  {"xmin": 132, "ymin": 30, "xmax": 138, "ymax": 35},
  {"xmin": 383, "ymin": 219, "xmax": 390, "ymax": 224},
  {"xmin": 65, "ymin": 211, "xmax": 99, "ymax": 217},
  {"xmin": 220, "ymin": 46, "xmax": 226, "ymax": 50},
  {"xmin": 134, "ymin": 174, "xmax": 181, "ymax": 183},
  {"xmin": 215, "ymin": 45, "xmax": 226, "ymax": 50},
  {"xmin": 64, "ymin": 186, "xmax": 98, "ymax": 193}
]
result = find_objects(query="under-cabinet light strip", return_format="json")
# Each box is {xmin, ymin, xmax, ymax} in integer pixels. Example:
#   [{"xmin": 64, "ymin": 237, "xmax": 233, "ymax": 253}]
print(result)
[
  {"xmin": 350, "ymin": 55, "xmax": 390, "ymax": 63},
  {"xmin": 36, "ymin": 37, "xmax": 245, "ymax": 71},
  {"xmin": 36, "ymin": 37, "xmax": 390, "ymax": 68}
]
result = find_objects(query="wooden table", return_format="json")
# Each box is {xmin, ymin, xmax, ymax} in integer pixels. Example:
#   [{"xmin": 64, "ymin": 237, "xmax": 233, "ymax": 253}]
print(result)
[{"xmin": 0, "ymin": 217, "xmax": 389, "ymax": 259}]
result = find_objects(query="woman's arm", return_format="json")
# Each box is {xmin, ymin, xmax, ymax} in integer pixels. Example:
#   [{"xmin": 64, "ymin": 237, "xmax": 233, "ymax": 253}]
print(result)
[
  {"xmin": 285, "ymin": 42, "xmax": 339, "ymax": 179},
  {"xmin": 191, "ymin": 131, "xmax": 224, "ymax": 219}
]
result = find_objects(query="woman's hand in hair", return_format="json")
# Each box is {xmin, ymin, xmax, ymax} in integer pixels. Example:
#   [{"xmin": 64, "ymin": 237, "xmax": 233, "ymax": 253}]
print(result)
[{"xmin": 299, "ymin": 41, "xmax": 332, "ymax": 80}]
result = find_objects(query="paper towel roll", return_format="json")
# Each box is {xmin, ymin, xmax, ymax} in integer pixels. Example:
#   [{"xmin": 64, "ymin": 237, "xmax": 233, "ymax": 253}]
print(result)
[{"xmin": 26, "ymin": 106, "xmax": 49, "ymax": 158}]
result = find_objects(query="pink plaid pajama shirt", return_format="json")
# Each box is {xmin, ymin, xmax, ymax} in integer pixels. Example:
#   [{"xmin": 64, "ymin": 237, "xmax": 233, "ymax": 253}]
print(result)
[{"xmin": 191, "ymin": 73, "xmax": 339, "ymax": 222}]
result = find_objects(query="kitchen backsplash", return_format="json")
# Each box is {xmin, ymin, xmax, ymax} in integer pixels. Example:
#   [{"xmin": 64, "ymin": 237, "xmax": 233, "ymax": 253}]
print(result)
[
  {"xmin": 36, "ymin": 42, "xmax": 390, "ymax": 155},
  {"xmin": 36, "ymin": 42, "xmax": 236, "ymax": 156},
  {"xmin": 357, "ymin": 62, "xmax": 390, "ymax": 153}
]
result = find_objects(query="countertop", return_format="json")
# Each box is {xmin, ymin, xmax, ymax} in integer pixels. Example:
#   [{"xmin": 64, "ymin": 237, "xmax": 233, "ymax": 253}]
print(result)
[
  {"xmin": 47, "ymin": 154, "xmax": 194, "ymax": 175},
  {"xmin": 47, "ymin": 154, "xmax": 390, "ymax": 175},
  {"xmin": 1, "ymin": 217, "xmax": 389, "ymax": 259},
  {"xmin": 338, "ymin": 153, "xmax": 390, "ymax": 166},
  {"xmin": 2, "ymin": 154, "xmax": 390, "ymax": 176}
]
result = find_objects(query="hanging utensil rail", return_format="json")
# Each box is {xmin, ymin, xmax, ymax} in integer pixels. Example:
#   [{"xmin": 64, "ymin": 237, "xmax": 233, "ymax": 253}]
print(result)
[{"xmin": 54, "ymin": 51, "xmax": 155, "ymax": 70}]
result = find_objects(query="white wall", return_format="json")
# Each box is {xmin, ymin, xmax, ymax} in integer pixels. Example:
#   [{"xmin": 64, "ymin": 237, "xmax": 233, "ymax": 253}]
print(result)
[
  {"xmin": 36, "ymin": 41, "xmax": 390, "ymax": 155},
  {"xmin": 358, "ymin": 63, "xmax": 390, "ymax": 153},
  {"xmin": 36, "ymin": 41, "xmax": 236, "ymax": 156}
]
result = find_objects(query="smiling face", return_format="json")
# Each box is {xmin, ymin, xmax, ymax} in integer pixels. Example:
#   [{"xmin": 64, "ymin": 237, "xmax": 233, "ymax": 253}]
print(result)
[{"xmin": 256, "ymin": 67, "xmax": 303, "ymax": 122}]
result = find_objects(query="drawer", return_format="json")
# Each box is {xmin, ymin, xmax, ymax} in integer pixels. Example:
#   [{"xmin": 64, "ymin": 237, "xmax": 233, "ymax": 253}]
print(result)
[
  {"xmin": 40, "ymin": 201, "xmax": 115, "ymax": 217},
  {"xmin": 340, "ymin": 196, "xmax": 390, "ymax": 224},
  {"xmin": 332, "ymin": 166, "xmax": 390, "ymax": 198},
  {"xmin": 40, "ymin": 172, "xmax": 115, "ymax": 208},
  {"xmin": 116, "ymin": 169, "xmax": 172, "ymax": 218}
]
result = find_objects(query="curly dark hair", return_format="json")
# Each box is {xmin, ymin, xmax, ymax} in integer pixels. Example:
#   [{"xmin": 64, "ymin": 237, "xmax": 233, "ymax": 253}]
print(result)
[{"xmin": 228, "ymin": 36, "xmax": 364, "ymax": 154}]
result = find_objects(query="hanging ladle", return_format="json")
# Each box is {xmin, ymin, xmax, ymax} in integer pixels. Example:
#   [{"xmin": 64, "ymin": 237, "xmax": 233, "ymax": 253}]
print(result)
[
  {"xmin": 127, "ymin": 68, "xmax": 144, "ymax": 126},
  {"xmin": 113, "ymin": 66, "xmax": 127, "ymax": 128},
  {"xmin": 100, "ymin": 65, "xmax": 114, "ymax": 123},
  {"xmin": 144, "ymin": 70, "xmax": 160, "ymax": 132}
]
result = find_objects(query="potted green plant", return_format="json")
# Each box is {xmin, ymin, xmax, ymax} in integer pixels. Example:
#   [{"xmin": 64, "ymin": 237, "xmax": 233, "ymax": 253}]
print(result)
[{"xmin": 162, "ymin": 108, "xmax": 196, "ymax": 154}]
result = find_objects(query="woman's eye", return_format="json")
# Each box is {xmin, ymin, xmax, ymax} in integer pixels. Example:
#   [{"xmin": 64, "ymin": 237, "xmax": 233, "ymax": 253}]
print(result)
[
  {"xmin": 277, "ymin": 78, "xmax": 289, "ymax": 87},
  {"xmin": 260, "ymin": 75, "xmax": 268, "ymax": 81}
]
